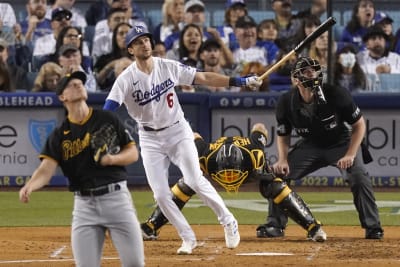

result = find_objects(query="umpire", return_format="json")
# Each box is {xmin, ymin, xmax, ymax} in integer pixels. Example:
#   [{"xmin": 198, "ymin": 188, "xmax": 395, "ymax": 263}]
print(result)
[{"xmin": 263, "ymin": 56, "xmax": 384, "ymax": 239}]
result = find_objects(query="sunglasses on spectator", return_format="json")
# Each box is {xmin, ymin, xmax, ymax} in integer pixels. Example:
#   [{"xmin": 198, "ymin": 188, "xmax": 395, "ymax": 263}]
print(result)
[
  {"xmin": 65, "ymin": 34, "xmax": 82, "ymax": 39},
  {"xmin": 54, "ymin": 14, "xmax": 71, "ymax": 21}
]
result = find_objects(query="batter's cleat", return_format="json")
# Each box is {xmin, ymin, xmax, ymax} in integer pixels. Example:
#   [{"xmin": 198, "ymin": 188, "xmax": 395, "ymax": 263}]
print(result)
[
  {"xmin": 256, "ymin": 224, "xmax": 284, "ymax": 238},
  {"xmin": 141, "ymin": 223, "xmax": 158, "ymax": 240},
  {"xmin": 308, "ymin": 225, "xmax": 327, "ymax": 242},
  {"xmin": 365, "ymin": 228, "xmax": 384, "ymax": 239},
  {"xmin": 224, "ymin": 219, "xmax": 240, "ymax": 248},
  {"xmin": 177, "ymin": 240, "xmax": 197, "ymax": 255}
]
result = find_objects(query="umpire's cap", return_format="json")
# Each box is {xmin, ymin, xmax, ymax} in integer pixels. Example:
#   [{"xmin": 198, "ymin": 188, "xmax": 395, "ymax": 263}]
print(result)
[
  {"xmin": 56, "ymin": 71, "xmax": 87, "ymax": 95},
  {"xmin": 125, "ymin": 25, "xmax": 154, "ymax": 48}
]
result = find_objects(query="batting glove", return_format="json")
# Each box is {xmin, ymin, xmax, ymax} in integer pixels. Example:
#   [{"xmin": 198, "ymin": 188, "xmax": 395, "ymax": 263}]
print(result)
[{"xmin": 229, "ymin": 76, "xmax": 263, "ymax": 90}]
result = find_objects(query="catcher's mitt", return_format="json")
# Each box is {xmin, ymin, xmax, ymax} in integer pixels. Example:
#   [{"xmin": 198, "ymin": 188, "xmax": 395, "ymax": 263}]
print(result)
[{"xmin": 90, "ymin": 123, "xmax": 120, "ymax": 165}]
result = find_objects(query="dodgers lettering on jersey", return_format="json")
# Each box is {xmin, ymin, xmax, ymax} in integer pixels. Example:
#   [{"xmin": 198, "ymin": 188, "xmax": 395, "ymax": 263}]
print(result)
[
  {"xmin": 133, "ymin": 78, "xmax": 174, "ymax": 105},
  {"xmin": 107, "ymin": 57, "xmax": 196, "ymax": 129}
]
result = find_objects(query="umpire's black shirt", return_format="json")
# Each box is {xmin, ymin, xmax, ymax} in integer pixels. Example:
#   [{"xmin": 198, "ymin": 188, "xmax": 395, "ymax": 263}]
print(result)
[{"xmin": 276, "ymin": 84, "xmax": 362, "ymax": 147}]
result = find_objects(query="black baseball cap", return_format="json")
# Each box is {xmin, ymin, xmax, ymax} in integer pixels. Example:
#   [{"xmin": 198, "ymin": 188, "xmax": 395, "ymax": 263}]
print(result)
[
  {"xmin": 362, "ymin": 25, "xmax": 389, "ymax": 42},
  {"xmin": 200, "ymin": 38, "xmax": 221, "ymax": 52},
  {"xmin": 56, "ymin": 71, "xmax": 87, "ymax": 95},
  {"xmin": 51, "ymin": 7, "xmax": 72, "ymax": 21},
  {"xmin": 235, "ymin": 15, "xmax": 257, "ymax": 28},
  {"xmin": 58, "ymin": 44, "xmax": 79, "ymax": 57}
]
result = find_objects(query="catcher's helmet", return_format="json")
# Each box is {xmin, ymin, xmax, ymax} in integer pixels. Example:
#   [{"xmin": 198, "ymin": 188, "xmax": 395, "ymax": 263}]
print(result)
[
  {"xmin": 125, "ymin": 25, "xmax": 155, "ymax": 48},
  {"xmin": 212, "ymin": 143, "xmax": 248, "ymax": 193},
  {"xmin": 291, "ymin": 57, "xmax": 323, "ymax": 89}
]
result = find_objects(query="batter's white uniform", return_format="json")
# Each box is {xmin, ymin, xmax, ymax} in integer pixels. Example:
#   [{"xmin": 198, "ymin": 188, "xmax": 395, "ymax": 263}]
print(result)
[{"xmin": 106, "ymin": 57, "xmax": 236, "ymax": 242}]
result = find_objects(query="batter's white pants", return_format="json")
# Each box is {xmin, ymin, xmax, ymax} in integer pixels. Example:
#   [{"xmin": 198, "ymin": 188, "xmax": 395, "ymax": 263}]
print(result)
[{"xmin": 140, "ymin": 120, "xmax": 235, "ymax": 242}]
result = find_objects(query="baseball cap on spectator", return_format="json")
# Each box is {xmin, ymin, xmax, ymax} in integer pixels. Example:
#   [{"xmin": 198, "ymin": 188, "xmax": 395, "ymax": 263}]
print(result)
[
  {"xmin": 235, "ymin": 15, "xmax": 257, "ymax": 28},
  {"xmin": 184, "ymin": 0, "xmax": 205, "ymax": 13},
  {"xmin": 0, "ymin": 38, "xmax": 9, "ymax": 50},
  {"xmin": 59, "ymin": 44, "xmax": 79, "ymax": 57},
  {"xmin": 56, "ymin": 71, "xmax": 87, "ymax": 95},
  {"xmin": 200, "ymin": 38, "xmax": 221, "ymax": 53},
  {"xmin": 374, "ymin": 12, "xmax": 393, "ymax": 25},
  {"xmin": 362, "ymin": 25, "xmax": 389, "ymax": 42},
  {"xmin": 51, "ymin": 7, "xmax": 72, "ymax": 21},
  {"xmin": 226, "ymin": 0, "xmax": 246, "ymax": 9}
]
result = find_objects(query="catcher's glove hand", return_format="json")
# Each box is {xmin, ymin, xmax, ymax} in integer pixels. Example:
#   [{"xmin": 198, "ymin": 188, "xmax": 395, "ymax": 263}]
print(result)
[{"xmin": 90, "ymin": 123, "xmax": 120, "ymax": 165}]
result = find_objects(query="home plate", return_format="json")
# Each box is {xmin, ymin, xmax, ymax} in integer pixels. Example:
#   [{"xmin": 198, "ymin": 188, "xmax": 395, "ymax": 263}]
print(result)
[{"xmin": 236, "ymin": 252, "xmax": 294, "ymax": 256}]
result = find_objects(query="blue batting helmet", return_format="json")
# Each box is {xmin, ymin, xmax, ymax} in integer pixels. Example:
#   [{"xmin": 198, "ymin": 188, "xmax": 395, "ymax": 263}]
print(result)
[{"xmin": 125, "ymin": 25, "xmax": 154, "ymax": 48}]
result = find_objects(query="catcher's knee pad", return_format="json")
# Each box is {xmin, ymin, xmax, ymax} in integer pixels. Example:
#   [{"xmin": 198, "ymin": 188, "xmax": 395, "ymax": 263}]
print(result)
[
  {"xmin": 259, "ymin": 178, "xmax": 290, "ymax": 201},
  {"xmin": 171, "ymin": 178, "xmax": 196, "ymax": 208}
]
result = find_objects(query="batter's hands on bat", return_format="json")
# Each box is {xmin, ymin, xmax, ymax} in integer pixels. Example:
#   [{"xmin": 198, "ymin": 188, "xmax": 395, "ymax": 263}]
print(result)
[{"xmin": 229, "ymin": 75, "xmax": 262, "ymax": 90}]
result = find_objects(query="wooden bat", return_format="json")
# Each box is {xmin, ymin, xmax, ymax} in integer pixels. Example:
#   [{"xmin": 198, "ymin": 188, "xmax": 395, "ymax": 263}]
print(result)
[{"xmin": 257, "ymin": 16, "xmax": 337, "ymax": 81}]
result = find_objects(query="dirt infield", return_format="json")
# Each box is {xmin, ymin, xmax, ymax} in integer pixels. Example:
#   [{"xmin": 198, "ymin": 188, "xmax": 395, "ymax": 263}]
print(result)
[{"xmin": 0, "ymin": 225, "xmax": 399, "ymax": 267}]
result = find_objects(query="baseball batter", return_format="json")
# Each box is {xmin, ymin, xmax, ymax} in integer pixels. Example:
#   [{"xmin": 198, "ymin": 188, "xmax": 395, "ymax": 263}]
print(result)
[
  {"xmin": 19, "ymin": 71, "xmax": 145, "ymax": 267},
  {"xmin": 103, "ymin": 25, "xmax": 261, "ymax": 254}
]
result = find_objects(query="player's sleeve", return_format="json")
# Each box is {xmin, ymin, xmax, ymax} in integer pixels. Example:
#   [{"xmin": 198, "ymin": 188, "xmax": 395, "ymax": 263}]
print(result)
[
  {"xmin": 39, "ymin": 130, "xmax": 62, "ymax": 164},
  {"xmin": 276, "ymin": 93, "xmax": 292, "ymax": 136},
  {"xmin": 175, "ymin": 60, "xmax": 197, "ymax": 85},
  {"xmin": 105, "ymin": 74, "xmax": 128, "ymax": 107}
]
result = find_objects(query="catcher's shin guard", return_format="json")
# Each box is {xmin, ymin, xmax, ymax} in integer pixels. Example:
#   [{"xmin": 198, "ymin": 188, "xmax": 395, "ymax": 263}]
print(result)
[
  {"xmin": 142, "ymin": 178, "xmax": 196, "ymax": 238},
  {"xmin": 270, "ymin": 178, "xmax": 320, "ymax": 232}
]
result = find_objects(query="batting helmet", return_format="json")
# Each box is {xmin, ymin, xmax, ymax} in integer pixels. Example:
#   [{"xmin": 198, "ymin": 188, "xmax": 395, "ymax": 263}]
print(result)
[
  {"xmin": 125, "ymin": 25, "xmax": 155, "ymax": 48},
  {"xmin": 212, "ymin": 143, "xmax": 248, "ymax": 193},
  {"xmin": 291, "ymin": 57, "xmax": 323, "ymax": 89}
]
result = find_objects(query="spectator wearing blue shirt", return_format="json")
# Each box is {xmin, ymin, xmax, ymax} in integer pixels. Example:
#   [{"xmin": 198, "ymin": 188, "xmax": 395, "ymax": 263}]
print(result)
[
  {"xmin": 20, "ymin": 0, "xmax": 52, "ymax": 45},
  {"xmin": 152, "ymin": 0, "xmax": 185, "ymax": 44}
]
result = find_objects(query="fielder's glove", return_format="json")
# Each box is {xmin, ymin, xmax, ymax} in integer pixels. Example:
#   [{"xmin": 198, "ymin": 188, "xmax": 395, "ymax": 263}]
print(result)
[
  {"xmin": 90, "ymin": 123, "xmax": 120, "ymax": 165},
  {"xmin": 229, "ymin": 75, "xmax": 263, "ymax": 91}
]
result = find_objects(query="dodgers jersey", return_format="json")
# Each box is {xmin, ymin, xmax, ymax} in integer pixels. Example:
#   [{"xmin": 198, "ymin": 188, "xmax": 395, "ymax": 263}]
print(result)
[{"xmin": 107, "ymin": 57, "xmax": 196, "ymax": 129}]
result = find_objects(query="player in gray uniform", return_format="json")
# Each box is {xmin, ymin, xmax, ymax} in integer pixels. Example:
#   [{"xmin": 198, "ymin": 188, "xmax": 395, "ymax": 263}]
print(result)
[
  {"xmin": 19, "ymin": 71, "xmax": 145, "ymax": 267},
  {"xmin": 103, "ymin": 25, "xmax": 261, "ymax": 254},
  {"xmin": 263, "ymin": 57, "xmax": 384, "ymax": 240}
]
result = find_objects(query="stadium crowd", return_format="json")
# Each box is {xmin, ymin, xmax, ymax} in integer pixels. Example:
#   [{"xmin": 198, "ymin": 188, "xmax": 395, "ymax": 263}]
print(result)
[{"xmin": 1, "ymin": 0, "xmax": 400, "ymax": 93}]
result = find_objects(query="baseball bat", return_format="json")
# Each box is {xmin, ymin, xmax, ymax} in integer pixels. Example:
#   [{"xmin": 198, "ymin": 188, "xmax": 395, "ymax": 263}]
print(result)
[{"xmin": 257, "ymin": 16, "xmax": 337, "ymax": 81}]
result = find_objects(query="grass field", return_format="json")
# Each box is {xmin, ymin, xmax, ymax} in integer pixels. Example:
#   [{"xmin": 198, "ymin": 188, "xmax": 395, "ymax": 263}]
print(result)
[{"xmin": 1, "ymin": 190, "xmax": 399, "ymax": 227}]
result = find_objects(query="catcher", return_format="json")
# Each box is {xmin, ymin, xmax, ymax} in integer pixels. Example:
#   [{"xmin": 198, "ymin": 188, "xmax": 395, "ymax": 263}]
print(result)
[
  {"xmin": 19, "ymin": 71, "xmax": 145, "ymax": 267},
  {"xmin": 141, "ymin": 123, "xmax": 327, "ymax": 242}
]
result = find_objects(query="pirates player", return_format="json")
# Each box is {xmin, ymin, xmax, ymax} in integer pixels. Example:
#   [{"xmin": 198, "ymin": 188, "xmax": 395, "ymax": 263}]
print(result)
[{"xmin": 141, "ymin": 123, "xmax": 327, "ymax": 242}]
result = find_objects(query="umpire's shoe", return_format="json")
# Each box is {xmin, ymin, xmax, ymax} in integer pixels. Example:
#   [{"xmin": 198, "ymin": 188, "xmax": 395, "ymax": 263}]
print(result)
[
  {"xmin": 308, "ymin": 224, "xmax": 327, "ymax": 242},
  {"xmin": 256, "ymin": 224, "xmax": 284, "ymax": 238},
  {"xmin": 141, "ymin": 222, "xmax": 158, "ymax": 240},
  {"xmin": 365, "ymin": 228, "xmax": 384, "ymax": 239}
]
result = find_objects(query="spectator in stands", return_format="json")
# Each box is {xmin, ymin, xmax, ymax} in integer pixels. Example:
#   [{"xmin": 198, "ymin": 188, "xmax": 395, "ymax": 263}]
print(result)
[
  {"xmin": 268, "ymin": 50, "xmax": 297, "ymax": 92},
  {"xmin": 195, "ymin": 38, "xmax": 232, "ymax": 92},
  {"xmin": 357, "ymin": 25, "xmax": 400, "ymax": 75},
  {"xmin": 308, "ymin": 31, "xmax": 336, "ymax": 73},
  {"xmin": 0, "ymin": 18, "xmax": 15, "ymax": 45},
  {"xmin": 0, "ymin": 38, "xmax": 29, "ymax": 91},
  {"xmin": 215, "ymin": 0, "xmax": 248, "ymax": 49},
  {"xmin": 257, "ymin": 19, "xmax": 278, "ymax": 43},
  {"xmin": 46, "ymin": 0, "xmax": 87, "ymax": 31},
  {"xmin": 166, "ymin": 23, "xmax": 203, "ymax": 68},
  {"xmin": 152, "ymin": 0, "xmax": 185, "ymax": 44},
  {"xmin": 232, "ymin": 15, "xmax": 279, "ymax": 70},
  {"xmin": 20, "ymin": 0, "xmax": 52, "ymax": 45},
  {"xmin": 33, "ymin": 7, "xmax": 72, "ymax": 61},
  {"xmin": 334, "ymin": 45, "xmax": 367, "ymax": 92},
  {"xmin": 114, "ymin": 56, "xmax": 133, "ymax": 77},
  {"xmin": 152, "ymin": 41, "xmax": 167, "ymax": 58},
  {"xmin": 373, "ymin": 12, "xmax": 399, "ymax": 53},
  {"xmin": 85, "ymin": 0, "xmax": 145, "ymax": 26},
  {"xmin": 295, "ymin": 0, "xmax": 327, "ymax": 20},
  {"xmin": 92, "ymin": 7, "xmax": 147, "ymax": 62},
  {"xmin": 297, "ymin": 14, "xmax": 321, "ymax": 57},
  {"xmin": 31, "ymin": 61, "xmax": 62, "ymax": 92},
  {"xmin": 0, "ymin": 3, "xmax": 17, "ymax": 29},
  {"xmin": 57, "ymin": 44, "xmax": 97, "ymax": 92},
  {"xmin": 340, "ymin": 0, "xmax": 375, "ymax": 52},
  {"xmin": 94, "ymin": 22, "xmax": 133, "ymax": 91},
  {"xmin": 270, "ymin": 0, "xmax": 303, "ymax": 52},
  {"xmin": 240, "ymin": 61, "xmax": 269, "ymax": 92}
]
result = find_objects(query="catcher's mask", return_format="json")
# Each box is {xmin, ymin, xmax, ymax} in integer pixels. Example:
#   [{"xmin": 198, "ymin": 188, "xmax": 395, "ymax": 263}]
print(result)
[
  {"xmin": 211, "ymin": 143, "xmax": 248, "ymax": 193},
  {"xmin": 291, "ymin": 57, "xmax": 323, "ymax": 91}
]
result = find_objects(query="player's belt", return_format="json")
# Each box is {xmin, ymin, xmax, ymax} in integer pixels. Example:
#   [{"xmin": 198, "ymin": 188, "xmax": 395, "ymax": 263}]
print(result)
[
  {"xmin": 143, "ymin": 121, "xmax": 179, "ymax": 132},
  {"xmin": 74, "ymin": 182, "xmax": 123, "ymax": 197}
]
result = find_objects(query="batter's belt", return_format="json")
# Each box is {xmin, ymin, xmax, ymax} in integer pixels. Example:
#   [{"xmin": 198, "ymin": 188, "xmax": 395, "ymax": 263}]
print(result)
[
  {"xmin": 74, "ymin": 181, "xmax": 124, "ymax": 196},
  {"xmin": 143, "ymin": 121, "xmax": 179, "ymax": 132}
]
